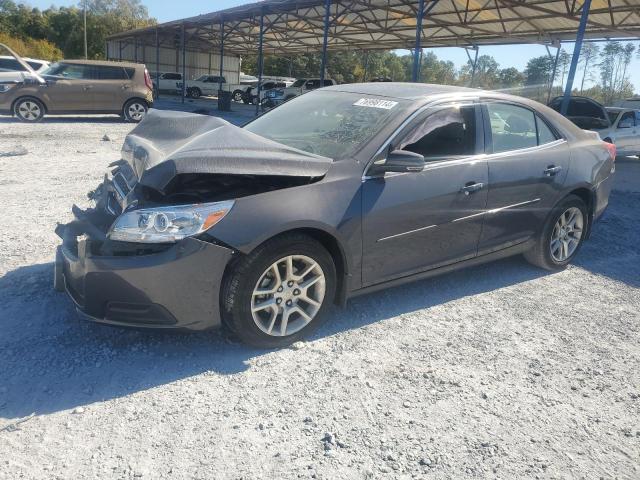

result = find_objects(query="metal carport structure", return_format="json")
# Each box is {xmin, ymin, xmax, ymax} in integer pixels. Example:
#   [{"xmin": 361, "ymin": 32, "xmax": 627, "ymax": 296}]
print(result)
[{"xmin": 107, "ymin": 0, "xmax": 640, "ymax": 114}]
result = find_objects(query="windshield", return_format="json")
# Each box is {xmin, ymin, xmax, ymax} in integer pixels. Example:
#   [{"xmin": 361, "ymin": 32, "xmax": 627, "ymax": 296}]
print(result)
[
  {"xmin": 244, "ymin": 91, "xmax": 409, "ymax": 158},
  {"xmin": 196, "ymin": 75, "xmax": 208, "ymax": 81},
  {"xmin": 291, "ymin": 79, "xmax": 305, "ymax": 87}
]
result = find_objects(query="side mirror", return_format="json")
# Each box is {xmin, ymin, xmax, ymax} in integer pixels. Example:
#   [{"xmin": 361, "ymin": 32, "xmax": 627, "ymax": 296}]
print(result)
[{"xmin": 369, "ymin": 150, "xmax": 425, "ymax": 176}]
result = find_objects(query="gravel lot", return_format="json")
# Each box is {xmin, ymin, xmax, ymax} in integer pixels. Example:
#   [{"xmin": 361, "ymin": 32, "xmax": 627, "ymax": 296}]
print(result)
[{"xmin": 1, "ymin": 115, "xmax": 639, "ymax": 480}]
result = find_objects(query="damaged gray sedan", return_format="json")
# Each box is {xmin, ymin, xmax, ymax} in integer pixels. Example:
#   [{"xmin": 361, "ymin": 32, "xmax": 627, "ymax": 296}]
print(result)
[{"xmin": 55, "ymin": 83, "xmax": 615, "ymax": 347}]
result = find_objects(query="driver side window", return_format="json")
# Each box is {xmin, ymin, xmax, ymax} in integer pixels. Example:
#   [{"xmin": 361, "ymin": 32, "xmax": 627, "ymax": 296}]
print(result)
[{"xmin": 399, "ymin": 105, "xmax": 478, "ymax": 161}]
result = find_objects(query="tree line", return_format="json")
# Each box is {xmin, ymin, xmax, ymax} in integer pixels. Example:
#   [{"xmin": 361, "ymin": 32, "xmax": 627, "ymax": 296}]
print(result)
[
  {"xmin": 1, "ymin": 0, "xmax": 637, "ymax": 104},
  {"xmin": 0, "ymin": 0, "xmax": 154, "ymax": 60}
]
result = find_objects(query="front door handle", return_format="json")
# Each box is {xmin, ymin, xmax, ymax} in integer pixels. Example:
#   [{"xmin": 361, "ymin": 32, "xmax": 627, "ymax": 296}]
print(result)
[
  {"xmin": 544, "ymin": 165, "xmax": 562, "ymax": 176},
  {"xmin": 461, "ymin": 182, "xmax": 484, "ymax": 195}
]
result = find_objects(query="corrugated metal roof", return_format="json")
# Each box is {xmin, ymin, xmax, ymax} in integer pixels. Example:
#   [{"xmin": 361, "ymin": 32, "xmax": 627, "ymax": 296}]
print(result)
[{"xmin": 107, "ymin": 0, "xmax": 640, "ymax": 54}]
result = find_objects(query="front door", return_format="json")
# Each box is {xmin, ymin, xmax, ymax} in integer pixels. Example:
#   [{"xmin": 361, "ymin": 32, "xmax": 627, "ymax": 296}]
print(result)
[
  {"xmin": 613, "ymin": 110, "xmax": 637, "ymax": 155},
  {"xmin": 43, "ymin": 63, "xmax": 96, "ymax": 112},
  {"xmin": 478, "ymin": 101, "xmax": 571, "ymax": 254},
  {"xmin": 361, "ymin": 102, "xmax": 488, "ymax": 286}
]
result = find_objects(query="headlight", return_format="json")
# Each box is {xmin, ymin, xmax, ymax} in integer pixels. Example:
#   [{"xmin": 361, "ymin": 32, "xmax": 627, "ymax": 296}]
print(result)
[
  {"xmin": 108, "ymin": 200, "xmax": 234, "ymax": 243},
  {"xmin": 0, "ymin": 84, "xmax": 16, "ymax": 93}
]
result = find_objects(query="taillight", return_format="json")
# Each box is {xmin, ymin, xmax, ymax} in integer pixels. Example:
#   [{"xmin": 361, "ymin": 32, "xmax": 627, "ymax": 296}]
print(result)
[
  {"xmin": 604, "ymin": 141, "xmax": 616, "ymax": 162},
  {"xmin": 144, "ymin": 69, "xmax": 153, "ymax": 91}
]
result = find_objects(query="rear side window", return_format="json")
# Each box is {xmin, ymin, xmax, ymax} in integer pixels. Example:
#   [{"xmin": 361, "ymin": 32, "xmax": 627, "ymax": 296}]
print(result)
[
  {"xmin": 536, "ymin": 116, "xmax": 558, "ymax": 145},
  {"xmin": 163, "ymin": 73, "xmax": 181, "ymax": 80},
  {"xmin": 94, "ymin": 66, "xmax": 128, "ymax": 80},
  {"xmin": 401, "ymin": 105, "xmax": 477, "ymax": 160},
  {"xmin": 487, "ymin": 103, "xmax": 537, "ymax": 153}
]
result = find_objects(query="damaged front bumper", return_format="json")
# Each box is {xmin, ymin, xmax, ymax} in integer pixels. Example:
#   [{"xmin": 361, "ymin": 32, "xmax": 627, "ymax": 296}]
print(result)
[{"xmin": 55, "ymin": 205, "xmax": 234, "ymax": 331}]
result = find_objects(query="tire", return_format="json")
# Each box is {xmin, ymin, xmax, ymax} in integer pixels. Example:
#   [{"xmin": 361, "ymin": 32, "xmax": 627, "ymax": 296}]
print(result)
[
  {"xmin": 190, "ymin": 87, "xmax": 202, "ymax": 99},
  {"xmin": 222, "ymin": 233, "xmax": 336, "ymax": 348},
  {"xmin": 14, "ymin": 97, "xmax": 45, "ymax": 122},
  {"xmin": 232, "ymin": 90, "xmax": 244, "ymax": 102},
  {"xmin": 122, "ymin": 98, "xmax": 148, "ymax": 123},
  {"xmin": 524, "ymin": 194, "xmax": 588, "ymax": 270}
]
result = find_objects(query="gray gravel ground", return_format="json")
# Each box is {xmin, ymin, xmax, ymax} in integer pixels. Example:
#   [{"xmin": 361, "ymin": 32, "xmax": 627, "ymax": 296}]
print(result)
[{"xmin": 0, "ymin": 116, "xmax": 639, "ymax": 480}]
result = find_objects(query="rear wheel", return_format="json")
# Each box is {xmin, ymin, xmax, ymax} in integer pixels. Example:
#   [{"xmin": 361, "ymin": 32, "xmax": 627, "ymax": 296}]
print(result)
[
  {"xmin": 222, "ymin": 233, "xmax": 336, "ymax": 348},
  {"xmin": 14, "ymin": 97, "xmax": 45, "ymax": 122},
  {"xmin": 524, "ymin": 195, "xmax": 588, "ymax": 270},
  {"xmin": 189, "ymin": 87, "xmax": 202, "ymax": 99},
  {"xmin": 123, "ymin": 99, "xmax": 148, "ymax": 123}
]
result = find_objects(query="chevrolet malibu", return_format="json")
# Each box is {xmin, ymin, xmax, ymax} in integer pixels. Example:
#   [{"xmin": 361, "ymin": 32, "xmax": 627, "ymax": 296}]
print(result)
[{"xmin": 55, "ymin": 83, "xmax": 615, "ymax": 347}]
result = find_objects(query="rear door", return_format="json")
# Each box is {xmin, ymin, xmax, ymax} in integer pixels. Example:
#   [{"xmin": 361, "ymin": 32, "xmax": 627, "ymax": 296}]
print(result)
[
  {"xmin": 91, "ymin": 65, "xmax": 131, "ymax": 111},
  {"xmin": 478, "ymin": 100, "xmax": 570, "ymax": 254},
  {"xmin": 361, "ymin": 101, "xmax": 488, "ymax": 285}
]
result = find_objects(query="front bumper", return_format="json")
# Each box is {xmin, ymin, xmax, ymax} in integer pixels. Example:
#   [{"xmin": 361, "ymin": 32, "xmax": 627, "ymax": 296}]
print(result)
[{"xmin": 55, "ymin": 223, "xmax": 233, "ymax": 331}]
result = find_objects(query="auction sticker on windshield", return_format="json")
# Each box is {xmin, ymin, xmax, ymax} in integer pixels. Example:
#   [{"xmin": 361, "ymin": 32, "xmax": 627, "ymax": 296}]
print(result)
[{"xmin": 353, "ymin": 98, "xmax": 398, "ymax": 109}]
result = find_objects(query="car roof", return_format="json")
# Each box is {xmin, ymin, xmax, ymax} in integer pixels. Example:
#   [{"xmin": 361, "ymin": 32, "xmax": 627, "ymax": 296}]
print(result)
[
  {"xmin": 323, "ymin": 82, "xmax": 524, "ymax": 105},
  {"xmin": 0, "ymin": 55, "xmax": 48, "ymax": 63},
  {"xmin": 59, "ymin": 59, "xmax": 143, "ymax": 68},
  {"xmin": 606, "ymin": 107, "xmax": 625, "ymax": 112}
]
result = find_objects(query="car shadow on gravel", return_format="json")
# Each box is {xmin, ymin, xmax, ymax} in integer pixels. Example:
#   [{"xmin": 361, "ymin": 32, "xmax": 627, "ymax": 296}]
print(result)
[
  {"xmin": 0, "ymin": 116, "xmax": 124, "ymax": 124},
  {"xmin": 0, "ymin": 255, "xmax": 551, "ymax": 420},
  {"xmin": 0, "ymin": 193, "xmax": 635, "ymax": 420}
]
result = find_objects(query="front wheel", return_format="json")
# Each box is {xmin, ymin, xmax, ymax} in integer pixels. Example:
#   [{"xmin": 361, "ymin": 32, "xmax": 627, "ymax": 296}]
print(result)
[
  {"xmin": 524, "ymin": 195, "xmax": 588, "ymax": 270},
  {"xmin": 232, "ymin": 90, "xmax": 244, "ymax": 102},
  {"xmin": 123, "ymin": 99, "xmax": 148, "ymax": 123},
  {"xmin": 222, "ymin": 234, "xmax": 336, "ymax": 348},
  {"xmin": 14, "ymin": 97, "xmax": 45, "ymax": 122}
]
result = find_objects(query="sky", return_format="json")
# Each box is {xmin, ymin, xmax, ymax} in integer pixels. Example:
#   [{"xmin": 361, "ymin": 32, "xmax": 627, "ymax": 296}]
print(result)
[{"xmin": 24, "ymin": 0, "xmax": 640, "ymax": 93}]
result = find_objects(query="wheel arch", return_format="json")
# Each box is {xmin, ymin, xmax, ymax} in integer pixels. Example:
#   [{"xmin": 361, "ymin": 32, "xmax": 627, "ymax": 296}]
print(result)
[
  {"xmin": 222, "ymin": 227, "xmax": 351, "ymax": 307},
  {"xmin": 12, "ymin": 95, "xmax": 48, "ymax": 114},
  {"xmin": 561, "ymin": 185, "xmax": 596, "ymax": 239},
  {"xmin": 123, "ymin": 96, "xmax": 150, "ymax": 110}
]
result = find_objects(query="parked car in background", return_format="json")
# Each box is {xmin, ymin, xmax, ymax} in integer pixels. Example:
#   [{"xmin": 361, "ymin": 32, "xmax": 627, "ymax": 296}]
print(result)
[
  {"xmin": 267, "ymin": 77, "xmax": 336, "ymax": 106},
  {"xmin": 55, "ymin": 84, "xmax": 615, "ymax": 347},
  {"xmin": 549, "ymin": 96, "xmax": 640, "ymax": 156},
  {"xmin": 601, "ymin": 107, "xmax": 640, "ymax": 156},
  {"xmin": 178, "ymin": 74, "xmax": 250, "ymax": 100},
  {"xmin": 246, "ymin": 79, "xmax": 294, "ymax": 105},
  {"xmin": 150, "ymin": 72, "xmax": 182, "ymax": 93},
  {"xmin": 548, "ymin": 96, "xmax": 610, "ymax": 131},
  {"xmin": 0, "ymin": 54, "xmax": 153, "ymax": 122},
  {"xmin": 0, "ymin": 55, "xmax": 49, "ymax": 76}
]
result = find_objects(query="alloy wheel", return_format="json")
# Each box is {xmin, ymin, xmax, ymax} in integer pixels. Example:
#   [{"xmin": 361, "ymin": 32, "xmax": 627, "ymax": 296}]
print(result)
[
  {"xmin": 251, "ymin": 255, "xmax": 326, "ymax": 337},
  {"xmin": 233, "ymin": 92, "xmax": 243, "ymax": 102},
  {"xmin": 128, "ymin": 102, "xmax": 147, "ymax": 121},
  {"xmin": 18, "ymin": 101, "xmax": 41, "ymax": 121},
  {"xmin": 550, "ymin": 206, "xmax": 583, "ymax": 262}
]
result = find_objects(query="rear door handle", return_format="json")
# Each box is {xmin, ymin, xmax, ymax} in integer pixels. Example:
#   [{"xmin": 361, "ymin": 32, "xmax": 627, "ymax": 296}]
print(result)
[
  {"xmin": 121, "ymin": 84, "xmax": 130, "ymax": 90},
  {"xmin": 544, "ymin": 165, "xmax": 562, "ymax": 176},
  {"xmin": 461, "ymin": 182, "xmax": 484, "ymax": 195}
]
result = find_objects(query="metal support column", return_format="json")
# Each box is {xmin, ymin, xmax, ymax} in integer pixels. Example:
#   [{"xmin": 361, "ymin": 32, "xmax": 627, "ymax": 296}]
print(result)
[
  {"xmin": 320, "ymin": 0, "xmax": 331, "ymax": 85},
  {"xmin": 465, "ymin": 46, "xmax": 479, "ymax": 87},
  {"xmin": 155, "ymin": 27, "xmax": 160, "ymax": 100},
  {"xmin": 547, "ymin": 44, "xmax": 561, "ymax": 102},
  {"xmin": 181, "ymin": 23, "xmax": 186, "ymax": 104},
  {"xmin": 134, "ymin": 36, "xmax": 138, "ymax": 63},
  {"xmin": 255, "ymin": 9, "xmax": 265, "ymax": 116},
  {"xmin": 118, "ymin": 41, "xmax": 122, "ymax": 61},
  {"xmin": 219, "ymin": 18, "xmax": 224, "ymax": 94},
  {"xmin": 561, "ymin": 0, "xmax": 592, "ymax": 115},
  {"xmin": 412, "ymin": 0, "xmax": 425, "ymax": 82}
]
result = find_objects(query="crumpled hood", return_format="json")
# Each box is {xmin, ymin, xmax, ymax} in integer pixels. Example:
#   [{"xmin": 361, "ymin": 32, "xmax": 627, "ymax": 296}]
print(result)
[{"xmin": 122, "ymin": 109, "xmax": 333, "ymax": 193}]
